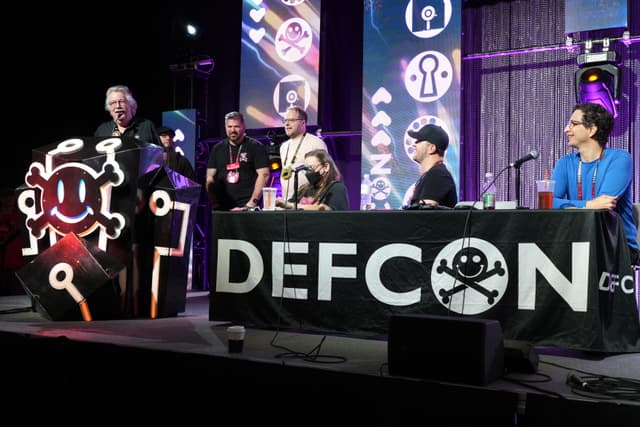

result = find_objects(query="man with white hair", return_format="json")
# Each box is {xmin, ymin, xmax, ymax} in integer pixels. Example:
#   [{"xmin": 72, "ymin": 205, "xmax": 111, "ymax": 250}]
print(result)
[{"xmin": 95, "ymin": 85, "xmax": 159, "ymax": 146}]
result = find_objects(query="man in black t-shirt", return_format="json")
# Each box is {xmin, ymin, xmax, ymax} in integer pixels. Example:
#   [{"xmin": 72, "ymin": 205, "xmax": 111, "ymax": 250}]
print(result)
[
  {"xmin": 157, "ymin": 126, "xmax": 196, "ymax": 181},
  {"xmin": 206, "ymin": 111, "xmax": 270, "ymax": 210},
  {"xmin": 406, "ymin": 124, "xmax": 457, "ymax": 209}
]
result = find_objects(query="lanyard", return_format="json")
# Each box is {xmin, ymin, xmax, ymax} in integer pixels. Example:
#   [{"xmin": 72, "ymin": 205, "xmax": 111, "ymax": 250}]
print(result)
[
  {"xmin": 283, "ymin": 133, "xmax": 306, "ymax": 165},
  {"xmin": 228, "ymin": 142, "xmax": 242, "ymax": 165},
  {"xmin": 577, "ymin": 150, "xmax": 603, "ymax": 200}
]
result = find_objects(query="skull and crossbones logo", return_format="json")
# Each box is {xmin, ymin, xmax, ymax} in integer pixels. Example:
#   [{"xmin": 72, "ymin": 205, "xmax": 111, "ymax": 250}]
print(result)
[
  {"xmin": 275, "ymin": 18, "xmax": 312, "ymax": 62},
  {"xmin": 19, "ymin": 138, "xmax": 126, "ymax": 255},
  {"xmin": 431, "ymin": 238, "xmax": 508, "ymax": 314},
  {"xmin": 25, "ymin": 161, "xmax": 124, "ymax": 239}
]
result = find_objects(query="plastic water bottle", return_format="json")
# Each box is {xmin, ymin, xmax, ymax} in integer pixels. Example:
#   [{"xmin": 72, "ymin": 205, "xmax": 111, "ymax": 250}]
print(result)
[
  {"xmin": 360, "ymin": 174, "xmax": 373, "ymax": 210},
  {"xmin": 482, "ymin": 172, "xmax": 496, "ymax": 210}
]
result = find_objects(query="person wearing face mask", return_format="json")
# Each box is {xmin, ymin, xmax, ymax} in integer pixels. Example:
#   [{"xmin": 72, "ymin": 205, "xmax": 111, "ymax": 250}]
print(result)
[
  {"xmin": 279, "ymin": 106, "xmax": 327, "ymax": 201},
  {"xmin": 275, "ymin": 149, "xmax": 349, "ymax": 211},
  {"xmin": 95, "ymin": 85, "xmax": 160, "ymax": 146}
]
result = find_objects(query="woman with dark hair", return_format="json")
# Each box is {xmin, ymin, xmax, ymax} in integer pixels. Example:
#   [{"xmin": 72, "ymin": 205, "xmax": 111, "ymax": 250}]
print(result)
[{"xmin": 276, "ymin": 149, "xmax": 349, "ymax": 211}]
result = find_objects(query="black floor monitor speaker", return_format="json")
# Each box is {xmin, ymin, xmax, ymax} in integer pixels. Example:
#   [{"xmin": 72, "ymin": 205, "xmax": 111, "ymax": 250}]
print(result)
[
  {"xmin": 504, "ymin": 340, "xmax": 539, "ymax": 374},
  {"xmin": 388, "ymin": 314, "xmax": 504, "ymax": 386}
]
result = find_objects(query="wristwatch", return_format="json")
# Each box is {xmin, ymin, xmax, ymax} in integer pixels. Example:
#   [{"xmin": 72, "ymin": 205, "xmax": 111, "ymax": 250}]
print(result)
[{"xmin": 244, "ymin": 198, "xmax": 260, "ymax": 211}]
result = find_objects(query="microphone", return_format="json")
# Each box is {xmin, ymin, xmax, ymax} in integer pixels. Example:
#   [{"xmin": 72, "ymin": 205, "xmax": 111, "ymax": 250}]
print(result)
[
  {"xmin": 510, "ymin": 149, "xmax": 539, "ymax": 168},
  {"xmin": 294, "ymin": 164, "xmax": 312, "ymax": 173}
]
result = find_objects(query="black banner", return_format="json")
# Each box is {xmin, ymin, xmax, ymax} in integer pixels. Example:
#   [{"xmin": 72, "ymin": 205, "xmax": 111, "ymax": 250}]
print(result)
[{"xmin": 210, "ymin": 210, "xmax": 640, "ymax": 352}]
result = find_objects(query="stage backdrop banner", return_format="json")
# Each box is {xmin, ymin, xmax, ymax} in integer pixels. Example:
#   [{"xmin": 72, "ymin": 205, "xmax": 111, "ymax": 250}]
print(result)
[
  {"xmin": 209, "ymin": 210, "xmax": 640, "ymax": 353},
  {"xmin": 239, "ymin": 0, "xmax": 321, "ymax": 129},
  {"xmin": 362, "ymin": 0, "xmax": 461, "ymax": 209},
  {"xmin": 162, "ymin": 108, "xmax": 197, "ymax": 166}
]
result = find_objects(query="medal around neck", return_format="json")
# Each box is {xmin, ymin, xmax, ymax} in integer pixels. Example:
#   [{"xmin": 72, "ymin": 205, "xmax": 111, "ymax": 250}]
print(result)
[{"xmin": 281, "ymin": 166, "xmax": 292, "ymax": 180}]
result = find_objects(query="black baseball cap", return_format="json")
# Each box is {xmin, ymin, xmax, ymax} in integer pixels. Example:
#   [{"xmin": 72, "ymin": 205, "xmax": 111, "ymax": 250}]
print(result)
[
  {"xmin": 407, "ymin": 124, "xmax": 449, "ymax": 151},
  {"xmin": 157, "ymin": 126, "xmax": 175, "ymax": 137}
]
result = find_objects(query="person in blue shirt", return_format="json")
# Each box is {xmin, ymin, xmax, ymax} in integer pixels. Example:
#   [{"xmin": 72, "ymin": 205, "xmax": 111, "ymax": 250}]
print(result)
[{"xmin": 551, "ymin": 102, "xmax": 638, "ymax": 265}]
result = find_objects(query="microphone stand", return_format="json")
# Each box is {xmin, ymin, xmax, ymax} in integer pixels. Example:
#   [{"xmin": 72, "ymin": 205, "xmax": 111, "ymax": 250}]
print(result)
[
  {"xmin": 513, "ymin": 165, "xmax": 528, "ymax": 209},
  {"xmin": 293, "ymin": 171, "xmax": 299, "ymax": 210}
]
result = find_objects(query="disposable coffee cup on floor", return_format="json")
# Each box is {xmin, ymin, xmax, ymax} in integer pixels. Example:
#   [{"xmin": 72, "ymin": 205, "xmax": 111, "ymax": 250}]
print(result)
[
  {"xmin": 535, "ymin": 179, "xmax": 555, "ymax": 209},
  {"xmin": 262, "ymin": 187, "xmax": 277, "ymax": 211},
  {"xmin": 227, "ymin": 325, "xmax": 246, "ymax": 353}
]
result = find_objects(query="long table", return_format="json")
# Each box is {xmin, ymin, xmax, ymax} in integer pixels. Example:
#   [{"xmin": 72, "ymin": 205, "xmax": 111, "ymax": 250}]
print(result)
[{"xmin": 209, "ymin": 209, "xmax": 640, "ymax": 352}]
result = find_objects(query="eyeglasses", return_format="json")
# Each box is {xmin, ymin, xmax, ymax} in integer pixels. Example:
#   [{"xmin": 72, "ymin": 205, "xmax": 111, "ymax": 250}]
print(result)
[
  {"xmin": 567, "ymin": 120, "xmax": 585, "ymax": 128},
  {"xmin": 283, "ymin": 118, "xmax": 303, "ymax": 124},
  {"xmin": 108, "ymin": 99, "xmax": 128, "ymax": 107}
]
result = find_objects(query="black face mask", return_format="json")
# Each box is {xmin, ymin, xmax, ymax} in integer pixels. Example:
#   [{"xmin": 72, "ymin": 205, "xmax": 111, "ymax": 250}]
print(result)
[{"xmin": 305, "ymin": 170, "xmax": 322, "ymax": 186}]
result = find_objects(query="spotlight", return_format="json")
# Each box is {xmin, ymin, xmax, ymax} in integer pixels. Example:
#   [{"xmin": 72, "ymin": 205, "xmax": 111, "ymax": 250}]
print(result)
[
  {"xmin": 269, "ymin": 156, "xmax": 282, "ymax": 172},
  {"xmin": 575, "ymin": 51, "xmax": 620, "ymax": 118},
  {"xmin": 171, "ymin": 16, "xmax": 204, "ymax": 63},
  {"xmin": 185, "ymin": 22, "xmax": 200, "ymax": 39}
]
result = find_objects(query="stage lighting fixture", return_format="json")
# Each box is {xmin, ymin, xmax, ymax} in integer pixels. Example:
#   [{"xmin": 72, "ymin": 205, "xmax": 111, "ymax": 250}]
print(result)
[
  {"xmin": 185, "ymin": 22, "xmax": 200, "ymax": 39},
  {"xmin": 269, "ymin": 156, "xmax": 282, "ymax": 172},
  {"xmin": 575, "ymin": 51, "xmax": 620, "ymax": 118}
]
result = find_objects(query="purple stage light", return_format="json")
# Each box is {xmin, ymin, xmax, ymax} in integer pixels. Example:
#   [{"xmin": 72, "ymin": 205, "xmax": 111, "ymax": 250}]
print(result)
[{"xmin": 575, "ymin": 62, "xmax": 620, "ymax": 118}]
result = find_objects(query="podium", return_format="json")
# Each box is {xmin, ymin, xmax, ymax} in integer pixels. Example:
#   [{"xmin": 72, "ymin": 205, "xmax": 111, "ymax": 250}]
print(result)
[
  {"xmin": 13, "ymin": 136, "xmax": 199, "ymax": 319},
  {"xmin": 134, "ymin": 167, "xmax": 201, "ymax": 318}
]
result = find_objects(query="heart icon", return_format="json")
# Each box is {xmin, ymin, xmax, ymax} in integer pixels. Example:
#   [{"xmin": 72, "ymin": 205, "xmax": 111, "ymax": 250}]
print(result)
[
  {"xmin": 371, "ymin": 130, "xmax": 391, "ymax": 146},
  {"xmin": 250, "ymin": 7, "xmax": 266, "ymax": 23},
  {"xmin": 371, "ymin": 111, "xmax": 392, "ymax": 128},
  {"xmin": 249, "ymin": 27, "xmax": 265, "ymax": 44},
  {"xmin": 371, "ymin": 87, "xmax": 392, "ymax": 105}
]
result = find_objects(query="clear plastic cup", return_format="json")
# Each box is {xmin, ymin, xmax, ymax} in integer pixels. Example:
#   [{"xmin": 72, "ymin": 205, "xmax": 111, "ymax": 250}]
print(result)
[
  {"xmin": 536, "ymin": 180, "xmax": 555, "ymax": 209},
  {"xmin": 262, "ymin": 187, "xmax": 277, "ymax": 211}
]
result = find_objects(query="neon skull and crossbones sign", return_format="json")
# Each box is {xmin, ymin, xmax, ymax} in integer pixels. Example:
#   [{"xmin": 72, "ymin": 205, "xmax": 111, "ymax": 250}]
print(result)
[{"xmin": 19, "ymin": 138, "xmax": 125, "ymax": 254}]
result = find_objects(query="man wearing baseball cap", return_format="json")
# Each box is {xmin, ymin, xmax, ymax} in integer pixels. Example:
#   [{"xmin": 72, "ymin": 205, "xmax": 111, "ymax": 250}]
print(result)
[
  {"xmin": 157, "ymin": 126, "xmax": 195, "ymax": 181},
  {"xmin": 406, "ymin": 123, "xmax": 457, "ymax": 208}
]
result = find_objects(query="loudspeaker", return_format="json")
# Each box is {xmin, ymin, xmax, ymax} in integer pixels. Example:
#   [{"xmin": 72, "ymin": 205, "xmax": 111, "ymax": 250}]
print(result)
[
  {"xmin": 388, "ymin": 314, "xmax": 504, "ymax": 386},
  {"xmin": 15, "ymin": 233, "xmax": 125, "ymax": 321},
  {"xmin": 504, "ymin": 340, "xmax": 539, "ymax": 374}
]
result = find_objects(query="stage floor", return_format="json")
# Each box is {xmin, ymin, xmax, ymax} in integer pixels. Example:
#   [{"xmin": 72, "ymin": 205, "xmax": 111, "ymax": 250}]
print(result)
[{"xmin": 0, "ymin": 291, "xmax": 638, "ymax": 425}]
